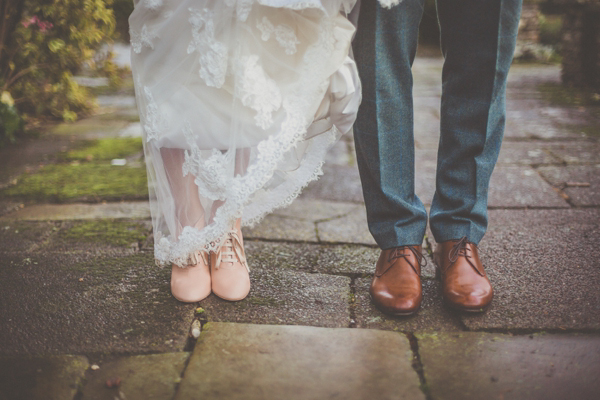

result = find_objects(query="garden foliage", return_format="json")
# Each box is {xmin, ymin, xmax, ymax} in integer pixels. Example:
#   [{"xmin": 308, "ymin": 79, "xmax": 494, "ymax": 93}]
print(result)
[{"xmin": 0, "ymin": 0, "xmax": 118, "ymax": 145}]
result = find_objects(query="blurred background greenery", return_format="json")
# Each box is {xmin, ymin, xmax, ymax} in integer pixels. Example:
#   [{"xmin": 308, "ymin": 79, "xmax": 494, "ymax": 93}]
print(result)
[
  {"xmin": 2, "ymin": 0, "xmax": 594, "ymax": 148},
  {"xmin": 0, "ymin": 0, "xmax": 133, "ymax": 147}
]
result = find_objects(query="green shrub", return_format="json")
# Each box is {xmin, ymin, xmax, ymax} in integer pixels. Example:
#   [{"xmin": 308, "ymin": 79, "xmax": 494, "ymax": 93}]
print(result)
[
  {"xmin": 539, "ymin": 14, "xmax": 563, "ymax": 48},
  {"xmin": 0, "ymin": 0, "xmax": 117, "ymax": 129},
  {"xmin": 0, "ymin": 92, "xmax": 25, "ymax": 146}
]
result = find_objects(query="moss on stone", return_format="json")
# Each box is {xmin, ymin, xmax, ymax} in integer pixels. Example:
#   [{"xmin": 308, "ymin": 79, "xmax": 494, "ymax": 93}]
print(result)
[
  {"xmin": 59, "ymin": 219, "xmax": 149, "ymax": 247},
  {"xmin": 246, "ymin": 296, "xmax": 284, "ymax": 307},
  {"xmin": 2, "ymin": 163, "xmax": 148, "ymax": 203},
  {"xmin": 63, "ymin": 138, "xmax": 143, "ymax": 162}
]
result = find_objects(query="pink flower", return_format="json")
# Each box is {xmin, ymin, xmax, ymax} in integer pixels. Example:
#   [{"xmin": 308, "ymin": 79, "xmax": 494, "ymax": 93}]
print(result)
[
  {"xmin": 38, "ymin": 21, "xmax": 53, "ymax": 33},
  {"xmin": 22, "ymin": 16, "xmax": 38, "ymax": 28},
  {"xmin": 21, "ymin": 15, "xmax": 53, "ymax": 33}
]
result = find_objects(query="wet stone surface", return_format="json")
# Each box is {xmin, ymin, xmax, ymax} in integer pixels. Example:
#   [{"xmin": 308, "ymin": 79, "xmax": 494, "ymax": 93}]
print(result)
[
  {"xmin": 354, "ymin": 278, "xmax": 464, "ymax": 332},
  {"xmin": 271, "ymin": 198, "xmax": 360, "ymax": 222},
  {"xmin": 496, "ymin": 141, "xmax": 563, "ymax": 165},
  {"xmin": 200, "ymin": 267, "xmax": 351, "ymax": 328},
  {"xmin": 457, "ymin": 209, "xmax": 600, "ymax": 330},
  {"xmin": 300, "ymin": 164, "xmax": 364, "ymax": 203},
  {"xmin": 417, "ymin": 332, "xmax": 600, "ymax": 400},
  {"xmin": 0, "ymin": 220, "xmax": 59, "ymax": 253},
  {"xmin": 243, "ymin": 214, "xmax": 317, "ymax": 242},
  {"xmin": 0, "ymin": 355, "xmax": 89, "ymax": 400},
  {"xmin": 81, "ymin": 352, "xmax": 190, "ymax": 400},
  {"xmin": 488, "ymin": 165, "xmax": 569, "ymax": 208},
  {"xmin": 0, "ymin": 201, "xmax": 151, "ymax": 221},
  {"xmin": 317, "ymin": 206, "xmax": 377, "ymax": 245},
  {"xmin": 545, "ymin": 141, "xmax": 600, "ymax": 164},
  {"xmin": 0, "ymin": 252, "xmax": 195, "ymax": 355},
  {"xmin": 176, "ymin": 323, "xmax": 424, "ymax": 400},
  {"xmin": 538, "ymin": 165, "xmax": 600, "ymax": 206}
]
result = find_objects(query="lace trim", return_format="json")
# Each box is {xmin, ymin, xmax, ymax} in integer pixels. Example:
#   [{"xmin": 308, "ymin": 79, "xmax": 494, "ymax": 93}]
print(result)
[
  {"xmin": 137, "ymin": 4, "xmax": 350, "ymax": 267},
  {"xmin": 243, "ymin": 126, "xmax": 339, "ymax": 227}
]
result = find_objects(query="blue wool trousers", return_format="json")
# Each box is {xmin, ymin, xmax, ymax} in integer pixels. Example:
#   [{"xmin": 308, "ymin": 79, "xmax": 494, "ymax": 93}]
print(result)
[{"xmin": 353, "ymin": 0, "xmax": 522, "ymax": 248}]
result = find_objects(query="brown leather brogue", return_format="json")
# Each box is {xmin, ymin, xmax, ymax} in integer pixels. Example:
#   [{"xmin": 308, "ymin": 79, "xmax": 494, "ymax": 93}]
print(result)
[
  {"xmin": 434, "ymin": 237, "xmax": 493, "ymax": 312},
  {"xmin": 370, "ymin": 245, "xmax": 425, "ymax": 316}
]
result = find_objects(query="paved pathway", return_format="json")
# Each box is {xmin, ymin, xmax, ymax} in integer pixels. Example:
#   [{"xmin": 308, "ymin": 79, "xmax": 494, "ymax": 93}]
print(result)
[{"xmin": 1, "ymin": 54, "xmax": 599, "ymax": 399}]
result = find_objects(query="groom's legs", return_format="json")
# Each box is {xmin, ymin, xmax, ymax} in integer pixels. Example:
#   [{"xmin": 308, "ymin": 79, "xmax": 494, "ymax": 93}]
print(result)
[
  {"xmin": 353, "ymin": 0, "xmax": 428, "ymax": 249},
  {"xmin": 430, "ymin": 0, "xmax": 522, "ymax": 244}
]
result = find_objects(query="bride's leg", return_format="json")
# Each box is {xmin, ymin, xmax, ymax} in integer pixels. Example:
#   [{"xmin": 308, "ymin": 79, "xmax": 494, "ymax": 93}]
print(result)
[
  {"xmin": 161, "ymin": 148, "xmax": 211, "ymax": 302},
  {"xmin": 209, "ymin": 148, "xmax": 251, "ymax": 301}
]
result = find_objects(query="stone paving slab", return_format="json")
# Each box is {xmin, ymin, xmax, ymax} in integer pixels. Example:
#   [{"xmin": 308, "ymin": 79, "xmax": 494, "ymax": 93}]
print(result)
[
  {"xmin": 0, "ymin": 202, "xmax": 151, "ymax": 221},
  {"xmin": 0, "ymin": 355, "xmax": 88, "ymax": 400},
  {"xmin": 1, "ymin": 218, "xmax": 150, "ymax": 258},
  {"xmin": 317, "ymin": 206, "xmax": 377, "ymax": 245},
  {"xmin": 243, "ymin": 214, "xmax": 318, "ymax": 242},
  {"xmin": 538, "ymin": 165, "xmax": 600, "ymax": 206},
  {"xmin": 300, "ymin": 164, "xmax": 364, "ymax": 203},
  {"xmin": 175, "ymin": 323, "xmax": 425, "ymax": 400},
  {"xmin": 81, "ymin": 353, "xmax": 190, "ymax": 400},
  {"xmin": 200, "ymin": 267, "xmax": 350, "ymax": 328},
  {"xmin": 0, "ymin": 201, "xmax": 21, "ymax": 217},
  {"xmin": 271, "ymin": 198, "xmax": 360, "ymax": 222},
  {"xmin": 413, "ymin": 153, "xmax": 569, "ymax": 208},
  {"xmin": 0, "ymin": 135, "xmax": 73, "ymax": 187},
  {"xmin": 354, "ymin": 278, "xmax": 463, "ymax": 332},
  {"xmin": 0, "ymin": 252, "xmax": 195, "ymax": 355},
  {"xmin": 51, "ymin": 117, "xmax": 130, "ymax": 139},
  {"xmin": 417, "ymin": 332, "xmax": 600, "ymax": 400},
  {"xmin": 435, "ymin": 209, "xmax": 600, "ymax": 331},
  {"xmin": 488, "ymin": 165, "xmax": 569, "ymax": 208},
  {"xmin": 324, "ymin": 135, "xmax": 355, "ymax": 166},
  {"xmin": 497, "ymin": 142, "xmax": 562, "ymax": 165},
  {"xmin": 246, "ymin": 240, "xmax": 435, "ymax": 277},
  {"xmin": 0, "ymin": 220, "xmax": 59, "ymax": 252},
  {"xmin": 545, "ymin": 141, "xmax": 600, "ymax": 164},
  {"xmin": 415, "ymin": 150, "xmax": 437, "ymax": 204}
]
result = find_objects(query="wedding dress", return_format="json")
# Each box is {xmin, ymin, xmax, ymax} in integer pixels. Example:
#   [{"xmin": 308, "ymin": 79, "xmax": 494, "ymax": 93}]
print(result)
[{"xmin": 129, "ymin": 0, "xmax": 393, "ymax": 267}]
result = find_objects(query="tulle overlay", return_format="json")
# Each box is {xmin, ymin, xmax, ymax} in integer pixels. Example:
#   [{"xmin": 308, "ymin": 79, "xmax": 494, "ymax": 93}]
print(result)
[{"xmin": 130, "ymin": 0, "xmax": 361, "ymax": 267}]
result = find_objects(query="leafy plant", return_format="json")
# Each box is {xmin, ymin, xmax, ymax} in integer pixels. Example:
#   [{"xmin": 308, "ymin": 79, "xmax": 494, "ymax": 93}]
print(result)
[{"xmin": 0, "ymin": 0, "xmax": 117, "ymax": 128}]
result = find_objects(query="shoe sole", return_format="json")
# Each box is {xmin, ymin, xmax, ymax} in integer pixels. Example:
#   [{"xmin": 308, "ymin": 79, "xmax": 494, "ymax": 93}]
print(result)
[
  {"xmin": 212, "ymin": 291, "xmax": 250, "ymax": 302},
  {"xmin": 372, "ymin": 301, "xmax": 421, "ymax": 317},
  {"xmin": 443, "ymin": 298, "xmax": 491, "ymax": 313}
]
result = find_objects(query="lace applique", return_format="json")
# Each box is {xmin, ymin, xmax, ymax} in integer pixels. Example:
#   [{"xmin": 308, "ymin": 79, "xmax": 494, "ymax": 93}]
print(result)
[
  {"xmin": 182, "ymin": 124, "xmax": 230, "ymax": 201},
  {"xmin": 236, "ymin": 0, "xmax": 253, "ymax": 22},
  {"xmin": 378, "ymin": 0, "xmax": 402, "ymax": 8},
  {"xmin": 132, "ymin": 2, "xmax": 357, "ymax": 267},
  {"xmin": 142, "ymin": 86, "xmax": 167, "ymax": 142},
  {"xmin": 235, "ymin": 55, "xmax": 282, "ymax": 129},
  {"xmin": 256, "ymin": 16, "xmax": 300, "ymax": 55},
  {"xmin": 144, "ymin": 0, "xmax": 163, "ymax": 10},
  {"xmin": 130, "ymin": 24, "xmax": 158, "ymax": 54},
  {"xmin": 188, "ymin": 8, "xmax": 229, "ymax": 88}
]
